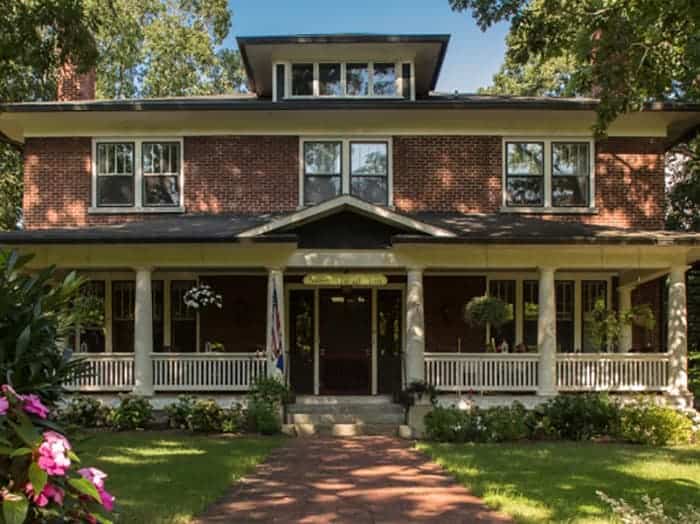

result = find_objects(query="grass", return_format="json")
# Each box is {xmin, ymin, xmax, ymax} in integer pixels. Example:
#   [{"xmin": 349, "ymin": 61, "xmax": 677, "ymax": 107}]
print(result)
[
  {"xmin": 75, "ymin": 431, "xmax": 284, "ymax": 524},
  {"xmin": 418, "ymin": 441, "xmax": 700, "ymax": 524}
]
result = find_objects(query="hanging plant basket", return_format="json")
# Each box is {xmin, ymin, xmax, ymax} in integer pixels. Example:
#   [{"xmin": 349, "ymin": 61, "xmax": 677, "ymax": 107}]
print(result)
[{"xmin": 183, "ymin": 284, "xmax": 222, "ymax": 310}]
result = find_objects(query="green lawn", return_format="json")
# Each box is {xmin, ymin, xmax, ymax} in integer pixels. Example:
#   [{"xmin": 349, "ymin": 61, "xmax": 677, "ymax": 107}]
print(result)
[
  {"xmin": 418, "ymin": 442, "xmax": 700, "ymax": 524},
  {"xmin": 75, "ymin": 431, "xmax": 284, "ymax": 524}
]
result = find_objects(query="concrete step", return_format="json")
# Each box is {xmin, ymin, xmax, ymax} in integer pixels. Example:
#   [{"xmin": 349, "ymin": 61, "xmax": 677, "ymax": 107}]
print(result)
[
  {"xmin": 288, "ymin": 411, "xmax": 404, "ymax": 425},
  {"xmin": 287, "ymin": 398, "xmax": 404, "ymax": 426},
  {"xmin": 283, "ymin": 422, "xmax": 402, "ymax": 438}
]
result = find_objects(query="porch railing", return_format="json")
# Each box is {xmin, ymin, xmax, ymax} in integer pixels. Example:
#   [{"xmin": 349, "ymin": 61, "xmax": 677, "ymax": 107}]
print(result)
[
  {"xmin": 65, "ymin": 354, "xmax": 135, "ymax": 392},
  {"xmin": 151, "ymin": 353, "xmax": 268, "ymax": 392},
  {"xmin": 556, "ymin": 353, "xmax": 670, "ymax": 392},
  {"xmin": 425, "ymin": 353, "xmax": 540, "ymax": 392}
]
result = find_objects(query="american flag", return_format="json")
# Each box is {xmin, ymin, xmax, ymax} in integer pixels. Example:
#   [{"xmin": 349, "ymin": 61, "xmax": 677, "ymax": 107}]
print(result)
[{"xmin": 271, "ymin": 285, "xmax": 284, "ymax": 372}]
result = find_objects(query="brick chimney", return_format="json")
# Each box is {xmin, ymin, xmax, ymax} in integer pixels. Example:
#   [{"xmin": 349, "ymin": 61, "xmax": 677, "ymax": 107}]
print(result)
[{"xmin": 57, "ymin": 61, "xmax": 96, "ymax": 101}]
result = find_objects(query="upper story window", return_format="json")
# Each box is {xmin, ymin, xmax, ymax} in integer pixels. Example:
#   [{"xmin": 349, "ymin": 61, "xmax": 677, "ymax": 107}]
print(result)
[
  {"xmin": 503, "ymin": 138, "xmax": 594, "ymax": 212},
  {"xmin": 301, "ymin": 138, "xmax": 391, "ymax": 206},
  {"xmin": 276, "ymin": 61, "xmax": 411, "ymax": 101},
  {"xmin": 92, "ymin": 138, "xmax": 184, "ymax": 213}
]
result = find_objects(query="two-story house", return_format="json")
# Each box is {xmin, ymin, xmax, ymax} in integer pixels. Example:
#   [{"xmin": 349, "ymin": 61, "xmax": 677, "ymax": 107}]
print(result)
[{"xmin": 1, "ymin": 34, "xmax": 698, "ymax": 419}]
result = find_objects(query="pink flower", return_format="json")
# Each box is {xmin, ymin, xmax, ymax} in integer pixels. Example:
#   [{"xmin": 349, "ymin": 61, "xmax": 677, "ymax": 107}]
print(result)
[
  {"xmin": 37, "ymin": 431, "xmax": 72, "ymax": 476},
  {"xmin": 1, "ymin": 384, "xmax": 17, "ymax": 397},
  {"xmin": 25, "ymin": 482, "xmax": 64, "ymax": 507},
  {"xmin": 0, "ymin": 397, "xmax": 8, "ymax": 415},
  {"xmin": 22, "ymin": 394, "xmax": 49, "ymax": 419},
  {"xmin": 79, "ymin": 467, "xmax": 115, "ymax": 511}
]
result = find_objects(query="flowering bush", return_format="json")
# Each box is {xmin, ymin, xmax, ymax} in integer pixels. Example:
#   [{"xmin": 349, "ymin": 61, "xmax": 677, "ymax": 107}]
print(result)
[
  {"xmin": 165, "ymin": 395, "xmax": 196, "ymax": 430},
  {"xmin": 58, "ymin": 397, "xmax": 113, "ymax": 429},
  {"xmin": 165, "ymin": 397, "xmax": 247, "ymax": 434},
  {"xmin": 183, "ymin": 284, "xmax": 222, "ymax": 310},
  {"xmin": 108, "ymin": 395, "xmax": 152, "ymax": 431},
  {"xmin": 616, "ymin": 401, "xmax": 694, "ymax": 446},
  {"xmin": 0, "ymin": 384, "xmax": 115, "ymax": 523}
]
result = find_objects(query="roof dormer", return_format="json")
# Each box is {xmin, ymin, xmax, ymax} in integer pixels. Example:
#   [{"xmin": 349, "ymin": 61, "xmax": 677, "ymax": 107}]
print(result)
[{"xmin": 236, "ymin": 34, "xmax": 449, "ymax": 101}]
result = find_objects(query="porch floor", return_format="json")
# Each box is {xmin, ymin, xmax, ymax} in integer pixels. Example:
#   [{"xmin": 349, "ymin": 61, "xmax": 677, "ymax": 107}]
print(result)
[{"xmin": 194, "ymin": 436, "xmax": 513, "ymax": 524}]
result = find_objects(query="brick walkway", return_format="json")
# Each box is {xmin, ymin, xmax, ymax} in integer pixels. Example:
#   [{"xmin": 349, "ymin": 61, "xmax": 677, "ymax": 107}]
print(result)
[{"xmin": 195, "ymin": 436, "xmax": 513, "ymax": 523}]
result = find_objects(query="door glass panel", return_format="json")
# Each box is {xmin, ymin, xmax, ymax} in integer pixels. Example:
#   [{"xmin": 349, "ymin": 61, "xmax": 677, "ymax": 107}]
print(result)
[
  {"xmin": 170, "ymin": 280, "xmax": 196, "ymax": 353},
  {"xmin": 378, "ymin": 289, "xmax": 402, "ymax": 395},
  {"xmin": 289, "ymin": 290, "xmax": 315, "ymax": 394},
  {"xmin": 556, "ymin": 281, "xmax": 575, "ymax": 352}
]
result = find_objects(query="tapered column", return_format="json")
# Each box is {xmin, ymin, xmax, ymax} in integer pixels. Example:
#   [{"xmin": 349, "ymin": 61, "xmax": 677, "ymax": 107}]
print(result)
[
  {"xmin": 537, "ymin": 267, "xmax": 557, "ymax": 396},
  {"xmin": 618, "ymin": 285, "xmax": 633, "ymax": 353},
  {"xmin": 266, "ymin": 269, "xmax": 285, "ymax": 378},
  {"xmin": 406, "ymin": 268, "xmax": 425, "ymax": 384},
  {"xmin": 133, "ymin": 268, "xmax": 154, "ymax": 396},
  {"xmin": 667, "ymin": 266, "xmax": 689, "ymax": 397}
]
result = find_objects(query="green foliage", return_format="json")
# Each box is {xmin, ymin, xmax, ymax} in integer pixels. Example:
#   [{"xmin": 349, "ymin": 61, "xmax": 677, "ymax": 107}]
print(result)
[
  {"xmin": 587, "ymin": 298, "xmax": 656, "ymax": 352},
  {"xmin": 464, "ymin": 295, "xmax": 513, "ymax": 328},
  {"xmin": 617, "ymin": 401, "xmax": 694, "ymax": 446},
  {"xmin": 398, "ymin": 380, "xmax": 439, "ymax": 412},
  {"xmin": 481, "ymin": 403, "xmax": 529, "ymax": 442},
  {"xmin": 667, "ymin": 140, "xmax": 700, "ymax": 232},
  {"xmin": 425, "ymin": 403, "xmax": 529, "ymax": 443},
  {"xmin": 58, "ymin": 396, "xmax": 112, "ymax": 428},
  {"xmin": 599, "ymin": 492, "xmax": 700, "ymax": 524},
  {"xmin": 165, "ymin": 396, "xmax": 248, "ymax": 433},
  {"xmin": 165, "ymin": 394, "xmax": 196, "ymax": 430},
  {"xmin": 246, "ymin": 401, "xmax": 280, "ymax": 436},
  {"xmin": 221, "ymin": 403, "xmax": 247, "ymax": 433},
  {"xmin": 0, "ymin": 144, "xmax": 22, "ymax": 231},
  {"xmin": 92, "ymin": 0, "xmax": 245, "ymax": 99},
  {"xmin": 535, "ymin": 393, "xmax": 620, "ymax": 441},
  {"xmin": 449, "ymin": 0, "xmax": 700, "ymax": 135},
  {"xmin": 109, "ymin": 394, "xmax": 153, "ymax": 430},
  {"xmin": 187, "ymin": 399, "xmax": 225, "ymax": 433},
  {"xmin": 0, "ymin": 250, "xmax": 90, "ymax": 403},
  {"xmin": 250, "ymin": 376, "xmax": 293, "ymax": 407}
]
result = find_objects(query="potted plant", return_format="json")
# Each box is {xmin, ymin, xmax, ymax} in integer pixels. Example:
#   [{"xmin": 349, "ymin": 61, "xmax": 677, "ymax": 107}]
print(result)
[
  {"xmin": 588, "ymin": 299, "xmax": 656, "ymax": 352},
  {"xmin": 464, "ymin": 295, "xmax": 513, "ymax": 351},
  {"xmin": 183, "ymin": 283, "xmax": 222, "ymax": 310}
]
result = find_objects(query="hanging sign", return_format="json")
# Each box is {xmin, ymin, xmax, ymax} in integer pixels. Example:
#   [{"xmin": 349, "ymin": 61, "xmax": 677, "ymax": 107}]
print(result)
[{"xmin": 302, "ymin": 273, "xmax": 388, "ymax": 287}]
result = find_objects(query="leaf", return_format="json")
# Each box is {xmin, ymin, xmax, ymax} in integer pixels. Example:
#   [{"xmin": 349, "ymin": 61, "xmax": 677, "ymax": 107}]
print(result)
[
  {"xmin": 68, "ymin": 477, "xmax": 101, "ymax": 502},
  {"xmin": 2, "ymin": 493, "xmax": 29, "ymax": 524},
  {"xmin": 0, "ymin": 446, "xmax": 14, "ymax": 455},
  {"xmin": 9, "ymin": 447, "xmax": 32, "ymax": 457},
  {"xmin": 15, "ymin": 325, "xmax": 30, "ymax": 357},
  {"xmin": 28, "ymin": 462, "xmax": 48, "ymax": 494},
  {"xmin": 9, "ymin": 420, "xmax": 40, "ymax": 447},
  {"xmin": 93, "ymin": 513, "xmax": 114, "ymax": 524}
]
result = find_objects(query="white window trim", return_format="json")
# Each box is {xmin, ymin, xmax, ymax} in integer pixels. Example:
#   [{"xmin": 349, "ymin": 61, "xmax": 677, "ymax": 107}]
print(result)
[
  {"xmin": 501, "ymin": 137, "xmax": 596, "ymax": 214},
  {"xmin": 299, "ymin": 137, "xmax": 393, "ymax": 208},
  {"xmin": 90, "ymin": 137, "xmax": 185, "ymax": 214},
  {"xmin": 280, "ymin": 61, "xmax": 411, "ymax": 100}
]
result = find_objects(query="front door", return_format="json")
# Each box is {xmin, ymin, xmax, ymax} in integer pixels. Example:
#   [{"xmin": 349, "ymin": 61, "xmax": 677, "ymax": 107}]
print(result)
[{"xmin": 319, "ymin": 289, "xmax": 371, "ymax": 394}]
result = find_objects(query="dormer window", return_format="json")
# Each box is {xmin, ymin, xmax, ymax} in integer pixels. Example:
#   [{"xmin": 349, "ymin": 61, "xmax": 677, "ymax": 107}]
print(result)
[{"xmin": 275, "ymin": 61, "xmax": 412, "ymax": 101}]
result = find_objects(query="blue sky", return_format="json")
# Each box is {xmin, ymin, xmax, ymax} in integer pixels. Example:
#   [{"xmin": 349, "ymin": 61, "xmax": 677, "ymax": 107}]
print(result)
[{"xmin": 225, "ymin": 0, "xmax": 509, "ymax": 93}]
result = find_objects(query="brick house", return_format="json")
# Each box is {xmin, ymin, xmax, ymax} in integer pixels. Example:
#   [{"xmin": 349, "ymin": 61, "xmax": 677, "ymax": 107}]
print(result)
[{"xmin": 1, "ymin": 34, "xmax": 698, "ymax": 424}]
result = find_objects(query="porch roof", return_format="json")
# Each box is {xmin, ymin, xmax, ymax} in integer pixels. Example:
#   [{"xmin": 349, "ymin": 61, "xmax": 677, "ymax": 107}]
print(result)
[{"xmin": 0, "ymin": 208, "xmax": 698, "ymax": 246}]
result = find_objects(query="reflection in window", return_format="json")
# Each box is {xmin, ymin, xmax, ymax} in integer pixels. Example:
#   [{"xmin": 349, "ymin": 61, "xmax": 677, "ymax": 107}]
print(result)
[
  {"xmin": 291, "ymin": 63, "xmax": 313, "ymax": 96},
  {"xmin": 77, "ymin": 281, "xmax": 105, "ymax": 353},
  {"xmin": 582, "ymin": 280, "xmax": 608, "ymax": 352},
  {"xmin": 346, "ymin": 63, "xmax": 369, "ymax": 96},
  {"xmin": 489, "ymin": 280, "xmax": 516, "ymax": 351},
  {"xmin": 303, "ymin": 141, "xmax": 342, "ymax": 205},
  {"xmin": 373, "ymin": 63, "xmax": 396, "ymax": 96},
  {"xmin": 350, "ymin": 142, "xmax": 388, "ymax": 204},
  {"xmin": 112, "ymin": 281, "xmax": 135, "ymax": 353},
  {"xmin": 96, "ymin": 143, "xmax": 134, "ymax": 206},
  {"xmin": 142, "ymin": 142, "xmax": 180, "ymax": 206},
  {"xmin": 505, "ymin": 142, "xmax": 544, "ymax": 206},
  {"xmin": 553, "ymin": 142, "xmax": 590, "ymax": 207},
  {"xmin": 556, "ymin": 281, "xmax": 575, "ymax": 352},
  {"xmin": 523, "ymin": 280, "xmax": 539, "ymax": 350},
  {"xmin": 319, "ymin": 63, "xmax": 342, "ymax": 96}
]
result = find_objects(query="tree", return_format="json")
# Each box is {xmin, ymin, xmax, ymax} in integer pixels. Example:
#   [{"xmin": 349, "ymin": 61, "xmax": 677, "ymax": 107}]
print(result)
[{"xmin": 450, "ymin": 0, "xmax": 700, "ymax": 134}]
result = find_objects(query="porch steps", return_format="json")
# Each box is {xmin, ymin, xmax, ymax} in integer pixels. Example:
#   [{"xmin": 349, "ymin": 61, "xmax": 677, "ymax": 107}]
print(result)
[{"xmin": 286, "ymin": 396, "xmax": 405, "ymax": 437}]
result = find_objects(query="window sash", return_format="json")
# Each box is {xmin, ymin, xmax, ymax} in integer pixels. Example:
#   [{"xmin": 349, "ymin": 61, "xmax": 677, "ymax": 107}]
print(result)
[
  {"xmin": 551, "ymin": 142, "xmax": 590, "ymax": 207},
  {"xmin": 303, "ymin": 141, "xmax": 342, "ymax": 176},
  {"xmin": 287, "ymin": 61, "xmax": 400, "ymax": 98},
  {"xmin": 505, "ymin": 142, "xmax": 545, "ymax": 207},
  {"xmin": 96, "ymin": 143, "xmax": 135, "ymax": 207}
]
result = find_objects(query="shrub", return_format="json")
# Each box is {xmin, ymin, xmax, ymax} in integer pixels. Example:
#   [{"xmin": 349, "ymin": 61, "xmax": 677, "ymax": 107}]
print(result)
[
  {"xmin": 0, "ymin": 384, "xmax": 115, "ymax": 522},
  {"xmin": 247, "ymin": 401, "xmax": 280, "ymax": 435},
  {"xmin": 535, "ymin": 393, "xmax": 620, "ymax": 440},
  {"xmin": 165, "ymin": 395, "xmax": 196, "ymax": 430},
  {"xmin": 598, "ymin": 491, "xmax": 700, "ymax": 524},
  {"xmin": 481, "ymin": 402, "xmax": 529, "ymax": 442},
  {"xmin": 616, "ymin": 401, "xmax": 694, "ymax": 446},
  {"xmin": 425, "ymin": 406, "xmax": 484, "ymax": 442},
  {"xmin": 250, "ymin": 376, "xmax": 293, "ymax": 407},
  {"xmin": 109, "ymin": 394, "xmax": 152, "ymax": 430},
  {"xmin": 187, "ymin": 399, "xmax": 226, "ymax": 432},
  {"xmin": 222, "ymin": 403, "xmax": 247, "ymax": 433},
  {"xmin": 58, "ymin": 395, "xmax": 113, "ymax": 428}
]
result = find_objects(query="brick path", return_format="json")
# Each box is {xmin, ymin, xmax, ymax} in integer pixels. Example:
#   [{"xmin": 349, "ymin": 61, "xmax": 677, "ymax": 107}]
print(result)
[{"xmin": 195, "ymin": 436, "xmax": 513, "ymax": 523}]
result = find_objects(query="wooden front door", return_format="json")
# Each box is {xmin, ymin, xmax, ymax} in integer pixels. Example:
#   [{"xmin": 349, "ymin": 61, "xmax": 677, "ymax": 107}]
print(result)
[{"xmin": 319, "ymin": 289, "xmax": 372, "ymax": 394}]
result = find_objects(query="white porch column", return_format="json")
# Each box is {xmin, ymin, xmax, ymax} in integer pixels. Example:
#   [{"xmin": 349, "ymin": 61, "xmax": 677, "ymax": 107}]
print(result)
[
  {"xmin": 618, "ymin": 285, "xmax": 633, "ymax": 353},
  {"xmin": 406, "ymin": 268, "xmax": 425, "ymax": 384},
  {"xmin": 667, "ymin": 266, "xmax": 689, "ymax": 397},
  {"xmin": 266, "ymin": 268, "xmax": 285, "ymax": 379},
  {"xmin": 133, "ymin": 268, "xmax": 154, "ymax": 396},
  {"xmin": 537, "ymin": 266, "xmax": 557, "ymax": 396}
]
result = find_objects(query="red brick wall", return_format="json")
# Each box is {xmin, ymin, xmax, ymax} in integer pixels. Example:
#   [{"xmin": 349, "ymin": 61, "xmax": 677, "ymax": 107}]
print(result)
[{"xmin": 22, "ymin": 135, "xmax": 665, "ymax": 230}]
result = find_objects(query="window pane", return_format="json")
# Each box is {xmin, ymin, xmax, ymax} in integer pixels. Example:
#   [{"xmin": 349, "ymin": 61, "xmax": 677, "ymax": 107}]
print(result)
[
  {"xmin": 489, "ymin": 280, "xmax": 516, "ymax": 351},
  {"xmin": 556, "ymin": 281, "xmax": 575, "ymax": 352},
  {"xmin": 552, "ymin": 143, "xmax": 589, "ymax": 206},
  {"xmin": 506, "ymin": 143, "xmax": 544, "ymax": 175},
  {"xmin": 346, "ymin": 63, "xmax": 369, "ymax": 96},
  {"xmin": 98, "ymin": 176, "xmax": 133, "ymax": 206},
  {"xmin": 292, "ymin": 63, "xmax": 314, "ymax": 96},
  {"xmin": 304, "ymin": 142, "xmax": 341, "ymax": 175},
  {"xmin": 319, "ymin": 63, "xmax": 342, "ymax": 96},
  {"xmin": 144, "ymin": 175, "xmax": 179, "ymax": 206},
  {"xmin": 97, "ymin": 143, "xmax": 133, "ymax": 175},
  {"xmin": 373, "ymin": 63, "xmax": 396, "ymax": 96},
  {"xmin": 351, "ymin": 176, "xmax": 387, "ymax": 204},
  {"xmin": 351, "ymin": 142, "xmax": 387, "ymax": 175},
  {"xmin": 582, "ymin": 280, "xmax": 608, "ymax": 352},
  {"xmin": 523, "ymin": 280, "xmax": 539, "ymax": 350},
  {"xmin": 506, "ymin": 176, "xmax": 544, "ymax": 206},
  {"xmin": 304, "ymin": 175, "xmax": 341, "ymax": 204},
  {"xmin": 143, "ymin": 142, "xmax": 180, "ymax": 174}
]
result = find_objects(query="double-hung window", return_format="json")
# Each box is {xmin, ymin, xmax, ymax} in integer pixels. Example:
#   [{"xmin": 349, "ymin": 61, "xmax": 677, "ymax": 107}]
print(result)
[
  {"xmin": 301, "ymin": 138, "xmax": 391, "ymax": 206},
  {"xmin": 503, "ymin": 139, "xmax": 594, "ymax": 211},
  {"xmin": 93, "ymin": 138, "xmax": 183, "ymax": 211}
]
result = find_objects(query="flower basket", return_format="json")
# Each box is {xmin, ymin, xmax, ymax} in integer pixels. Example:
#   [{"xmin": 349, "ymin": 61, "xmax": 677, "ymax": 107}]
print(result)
[{"xmin": 183, "ymin": 284, "xmax": 222, "ymax": 310}]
